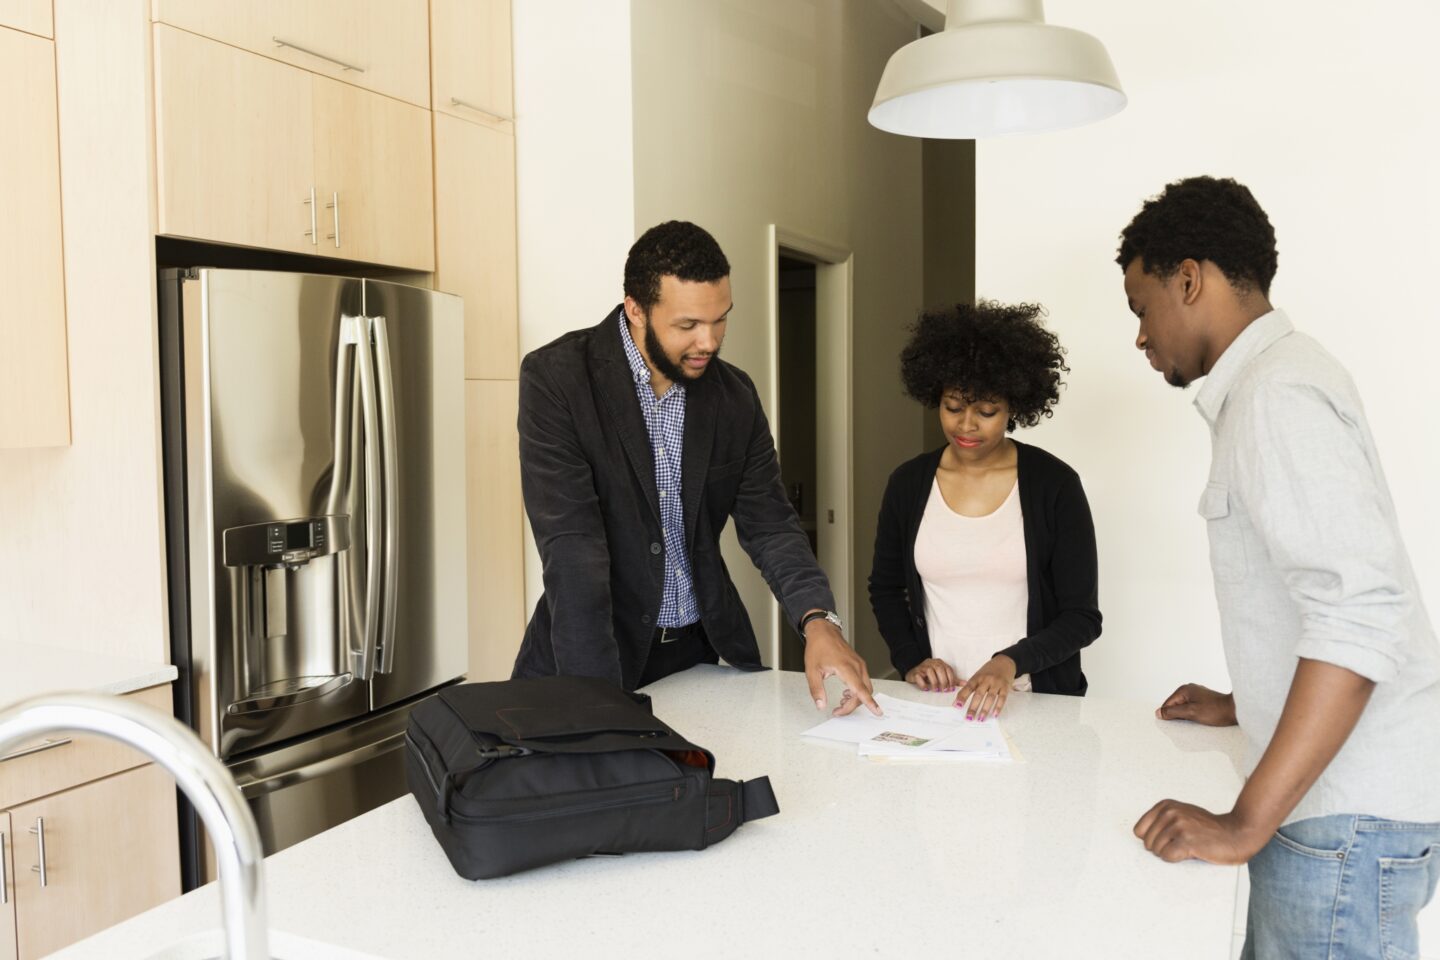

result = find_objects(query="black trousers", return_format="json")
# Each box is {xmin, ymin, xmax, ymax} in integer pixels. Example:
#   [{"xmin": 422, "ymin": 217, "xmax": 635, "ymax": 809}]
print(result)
[{"xmin": 637, "ymin": 622, "xmax": 718, "ymax": 687}]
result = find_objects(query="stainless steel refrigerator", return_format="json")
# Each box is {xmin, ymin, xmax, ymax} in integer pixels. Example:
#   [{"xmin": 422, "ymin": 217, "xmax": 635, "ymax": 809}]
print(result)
[{"xmin": 158, "ymin": 268, "xmax": 467, "ymax": 886}]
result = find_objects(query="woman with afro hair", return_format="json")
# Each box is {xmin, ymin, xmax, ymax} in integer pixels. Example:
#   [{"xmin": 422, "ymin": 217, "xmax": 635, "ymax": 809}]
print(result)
[{"xmin": 868, "ymin": 300, "xmax": 1101, "ymax": 721}]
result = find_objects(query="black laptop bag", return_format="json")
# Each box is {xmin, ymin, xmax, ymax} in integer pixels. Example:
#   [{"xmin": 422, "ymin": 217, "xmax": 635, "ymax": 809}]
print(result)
[{"xmin": 404, "ymin": 675, "xmax": 780, "ymax": 879}]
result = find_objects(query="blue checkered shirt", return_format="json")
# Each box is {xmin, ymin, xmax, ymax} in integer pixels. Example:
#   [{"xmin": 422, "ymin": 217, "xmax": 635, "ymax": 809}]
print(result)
[{"xmin": 618, "ymin": 310, "xmax": 700, "ymax": 627}]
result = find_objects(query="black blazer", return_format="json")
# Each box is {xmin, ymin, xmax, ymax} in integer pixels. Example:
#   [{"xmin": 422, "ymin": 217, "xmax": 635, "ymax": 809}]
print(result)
[
  {"xmin": 512, "ymin": 307, "xmax": 835, "ymax": 690},
  {"xmin": 868, "ymin": 441, "xmax": 1101, "ymax": 694}
]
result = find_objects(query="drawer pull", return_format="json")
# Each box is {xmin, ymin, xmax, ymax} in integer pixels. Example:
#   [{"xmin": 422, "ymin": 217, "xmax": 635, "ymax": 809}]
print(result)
[
  {"xmin": 449, "ymin": 97, "xmax": 514, "ymax": 123},
  {"xmin": 29, "ymin": 817, "xmax": 47, "ymax": 888},
  {"xmin": 304, "ymin": 186, "xmax": 318, "ymax": 245},
  {"xmin": 0, "ymin": 736, "xmax": 72, "ymax": 763},
  {"xmin": 272, "ymin": 37, "xmax": 365, "ymax": 74},
  {"xmin": 325, "ymin": 192, "xmax": 341, "ymax": 248}
]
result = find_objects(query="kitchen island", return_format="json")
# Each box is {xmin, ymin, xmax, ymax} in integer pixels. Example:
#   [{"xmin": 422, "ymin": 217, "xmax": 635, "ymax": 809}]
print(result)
[{"xmin": 50, "ymin": 666, "xmax": 1247, "ymax": 959}]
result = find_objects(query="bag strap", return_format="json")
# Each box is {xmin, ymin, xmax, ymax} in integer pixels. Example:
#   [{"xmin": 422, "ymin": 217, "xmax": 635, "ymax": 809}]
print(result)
[{"xmin": 703, "ymin": 776, "xmax": 779, "ymax": 847}]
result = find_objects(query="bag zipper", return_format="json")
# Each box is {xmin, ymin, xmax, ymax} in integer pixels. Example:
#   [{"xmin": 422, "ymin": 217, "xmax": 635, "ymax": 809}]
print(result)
[{"xmin": 450, "ymin": 781, "xmax": 685, "ymax": 825}]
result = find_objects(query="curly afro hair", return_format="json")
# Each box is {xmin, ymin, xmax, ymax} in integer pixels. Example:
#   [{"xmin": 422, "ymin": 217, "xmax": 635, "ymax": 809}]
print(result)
[
  {"xmin": 623, "ymin": 221, "xmax": 731, "ymax": 312},
  {"xmin": 900, "ymin": 300, "xmax": 1068, "ymax": 432},
  {"xmin": 1116, "ymin": 176, "xmax": 1278, "ymax": 296}
]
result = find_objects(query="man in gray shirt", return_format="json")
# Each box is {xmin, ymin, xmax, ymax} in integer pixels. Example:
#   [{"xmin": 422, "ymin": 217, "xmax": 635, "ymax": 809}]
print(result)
[{"xmin": 1118, "ymin": 176, "xmax": 1440, "ymax": 958}]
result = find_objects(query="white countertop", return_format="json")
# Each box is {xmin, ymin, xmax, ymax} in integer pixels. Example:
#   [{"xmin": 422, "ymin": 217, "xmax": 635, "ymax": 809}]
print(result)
[
  {"xmin": 50, "ymin": 666, "xmax": 1247, "ymax": 959},
  {"xmin": 0, "ymin": 640, "xmax": 176, "ymax": 706}
]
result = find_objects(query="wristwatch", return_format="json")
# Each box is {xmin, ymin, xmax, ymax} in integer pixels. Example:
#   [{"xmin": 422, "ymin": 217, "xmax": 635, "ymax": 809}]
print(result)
[{"xmin": 798, "ymin": 609, "xmax": 844, "ymax": 637}]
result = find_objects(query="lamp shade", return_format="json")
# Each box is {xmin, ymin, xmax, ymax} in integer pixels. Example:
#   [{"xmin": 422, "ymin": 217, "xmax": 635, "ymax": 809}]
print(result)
[{"xmin": 869, "ymin": 0, "xmax": 1126, "ymax": 139}]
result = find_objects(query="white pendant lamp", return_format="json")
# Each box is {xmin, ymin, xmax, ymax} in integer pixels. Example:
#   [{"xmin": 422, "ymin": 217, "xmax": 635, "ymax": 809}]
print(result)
[{"xmin": 869, "ymin": 0, "xmax": 1126, "ymax": 139}]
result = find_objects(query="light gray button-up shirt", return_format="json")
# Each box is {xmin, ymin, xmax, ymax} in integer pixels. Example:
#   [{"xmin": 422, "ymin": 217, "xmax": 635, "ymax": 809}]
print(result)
[{"xmin": 1195, "ymin": 309, "xmax": 1440, "ymax": 824}]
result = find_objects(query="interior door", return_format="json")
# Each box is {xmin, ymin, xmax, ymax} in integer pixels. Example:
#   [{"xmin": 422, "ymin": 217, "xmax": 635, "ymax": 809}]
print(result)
[{"xmin": 363, "ymin": 280, "xmax": 468, "ymax": 709}]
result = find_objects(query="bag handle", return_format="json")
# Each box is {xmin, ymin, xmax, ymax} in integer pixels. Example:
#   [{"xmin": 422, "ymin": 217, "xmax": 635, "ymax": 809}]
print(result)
[{"xmin": 704, "ymin": 776, "xmax": 779, "ymax": 847}]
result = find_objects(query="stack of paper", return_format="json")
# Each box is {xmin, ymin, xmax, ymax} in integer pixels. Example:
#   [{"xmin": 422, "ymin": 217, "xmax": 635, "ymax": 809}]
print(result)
[{"xmin": 801, "ymin": 693, "xmax": 1015, "ymax": 763}]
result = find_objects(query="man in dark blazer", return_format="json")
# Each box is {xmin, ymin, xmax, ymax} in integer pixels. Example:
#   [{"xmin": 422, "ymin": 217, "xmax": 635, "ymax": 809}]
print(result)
[{"xmin": 512, "ymin": 221, "xmax": 877, "ymax": 716}]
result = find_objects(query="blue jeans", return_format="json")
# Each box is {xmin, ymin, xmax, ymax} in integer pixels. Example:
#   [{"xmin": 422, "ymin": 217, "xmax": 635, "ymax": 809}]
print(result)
[{"xmin": 1242, "ymin": 815, "xmax": 1440, "ymax": 959}]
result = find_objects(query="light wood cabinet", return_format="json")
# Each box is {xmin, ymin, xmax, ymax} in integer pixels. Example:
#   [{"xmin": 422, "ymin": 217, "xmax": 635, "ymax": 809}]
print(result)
[
  {"xmin": 151, "ymin": 0, "xmax": 430, "ymax": 108},
  {"xmin": 0, "ymin": 25, "xmax": 70, "ymax": 449},
  {"xmin": 6, "ymin": 765, "xmax": 179, "ymax": 960},
  {"xmin": 0, "ymin": 0, "xmax": 50, "ymax": 38},
  {"xmin": 435, "ymin": 113, "xmax": 518, "ymax": 380},
  {"xmin": 154, "ymin": 24, "xmax": 434, "ymax": 271},
  {"xmin": 465, "ymin": 380, "xmax": 524, "ymax": 680},
  {"xmin": 312, "ymin": 75, "xmax": 435, "ymax": 272},
  {"xmin": 153, "ymin": 24, "xmax": 316, "ymax": 257},
  {"xmin": 431, "ymin": 0, "xmax": 512, "ymax": 126},
  {"xmin": 0, "ymin": 685, "xmax": 179, "ymax": 960},
  {"xmin": 1, "ymin": 810, "xmax": 15, "ymax": 960}
]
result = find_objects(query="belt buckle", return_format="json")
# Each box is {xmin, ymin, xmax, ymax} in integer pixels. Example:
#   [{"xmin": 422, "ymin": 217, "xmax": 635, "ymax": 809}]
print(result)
[{"xmin": 658, "ymin": 626, "xmax": 677, "ymax": 644}]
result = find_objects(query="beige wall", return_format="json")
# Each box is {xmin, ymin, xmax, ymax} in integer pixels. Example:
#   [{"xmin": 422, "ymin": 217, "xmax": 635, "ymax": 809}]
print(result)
[
  {"xmin": 512, "ymin": 0, "xmax": 637, "ymax": 620},
  {"xmin": 975, "ymin": 0, "xmax": 1440, "ymax": 710},
  {"xmin": 0, "ymin": 0, "xmax": 167, "ymax": 662},
  {"xmin": 628, "ymin": 0, "xmax": 931, "ymax": 673}
]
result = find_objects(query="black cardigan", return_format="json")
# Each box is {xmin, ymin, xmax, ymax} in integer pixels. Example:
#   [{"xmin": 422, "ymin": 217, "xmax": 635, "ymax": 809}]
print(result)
[{"xmin": 867, "ymin": 441, "xmax": 1101, "ymax": 695}]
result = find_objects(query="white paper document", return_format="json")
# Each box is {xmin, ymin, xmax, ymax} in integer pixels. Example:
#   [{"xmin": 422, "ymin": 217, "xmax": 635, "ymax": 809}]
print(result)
[{"xmin": 801, "ymin": 693, "xmax": 1014, "ymax": 763}]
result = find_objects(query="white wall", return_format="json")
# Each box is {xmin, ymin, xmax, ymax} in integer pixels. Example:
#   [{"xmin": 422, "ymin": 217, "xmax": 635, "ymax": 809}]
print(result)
[
  {"xmin": 512, "ymin": 0, "xmax": 637, "ymax": 613},
  {"xmin": 979, "ymin": 5, "xmax": 1440, "ymax": 952},
  {"xmin": 628, "ymin": 0, "xmax": 928, "ymax": 671},
  {"xmin": 976, "ymin": 0, "xmax": 1440, "ymax": 708}
]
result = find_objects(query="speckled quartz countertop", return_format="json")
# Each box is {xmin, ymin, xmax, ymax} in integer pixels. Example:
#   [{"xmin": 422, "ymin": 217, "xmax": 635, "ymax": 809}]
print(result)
[
  {"xmin": 0, "ymin": 640, "xmax": 176, "ymax": 707},
  {"xmin": 50, "ymin": 666, "xmax": 1247, "ymax": 959}
]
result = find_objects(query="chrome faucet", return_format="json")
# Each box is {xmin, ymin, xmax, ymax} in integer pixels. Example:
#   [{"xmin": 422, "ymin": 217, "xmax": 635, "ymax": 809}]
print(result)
[{"xmin": 0, "ymin": 693, "xmax": 268, "ymax": 960}]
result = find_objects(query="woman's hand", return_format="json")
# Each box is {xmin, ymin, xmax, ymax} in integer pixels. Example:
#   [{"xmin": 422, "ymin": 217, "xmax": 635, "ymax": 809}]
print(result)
[
  {"xmin": 904, "ymin": 658, "xmax": 959, "ymax": 692},
  {"xmin": 954, "ymin": 655, "xmax": 1017, "ymax": 721}
]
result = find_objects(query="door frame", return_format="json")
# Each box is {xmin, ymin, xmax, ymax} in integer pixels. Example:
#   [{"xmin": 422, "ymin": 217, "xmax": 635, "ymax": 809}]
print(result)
[{"xmin": 765, "ymin": 225, "xmax": 855, "ymax": 666}]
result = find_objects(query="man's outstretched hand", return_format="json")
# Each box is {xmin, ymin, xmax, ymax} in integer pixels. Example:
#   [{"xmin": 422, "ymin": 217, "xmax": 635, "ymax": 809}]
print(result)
[{"xmin": 803, "ymin": 619, "xmax": 881, "ymax": 717}]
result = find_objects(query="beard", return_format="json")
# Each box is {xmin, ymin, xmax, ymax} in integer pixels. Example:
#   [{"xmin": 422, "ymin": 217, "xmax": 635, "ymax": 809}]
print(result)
[
  {"xmin": 1165, "ymin": 367, "xmax": 1191, "ymax": 389},
  {"xmin": 644, "ymin": 316, "xmax": 718, "ymax": 383}
]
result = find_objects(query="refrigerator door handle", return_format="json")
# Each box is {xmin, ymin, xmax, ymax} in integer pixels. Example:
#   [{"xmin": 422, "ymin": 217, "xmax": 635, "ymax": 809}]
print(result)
[
  {"xmin": 347, "ymin": 313, "xmax": 383, "ymax": 682},
  {"xmin": 371, "ymin": 315, "xmax": 400, "ymax": 675}
]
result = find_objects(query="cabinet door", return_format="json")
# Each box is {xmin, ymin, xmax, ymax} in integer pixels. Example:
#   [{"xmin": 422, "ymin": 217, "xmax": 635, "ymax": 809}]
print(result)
[
  {"xmin": 0, "ymin": 0, "xmax": 50, "ymax": 37},
  {"xmin": 153, "ymin": 25, "xmax": 316, "ymax": 256},
  {"xmin": 152, "ymin": 0, "xmax": 430, "ymax": 108},
  {"xmin": 431, "ymin": 0, "xmax": 512, "ymax": 125},
  {"xmin": 465, "ymin": 380, "xmax": 525, "ymax": 681},
  {"xmin": 0, "ymin": 26, "xmax": 69, "ymax": 449},
  {"xmin": 434, "ymin": 113, "xmax": 518, "ymax": 380},
  {"xmin": 1, "ymin": 811, "xmax": 15, "ymax": 960},
  {"xmin": 312, "ymin": 75, "xmax": 434, "ymax": 271},
  {"xmin": 10, "ymin": 765, "xmax": 180, "ymax": 960}
]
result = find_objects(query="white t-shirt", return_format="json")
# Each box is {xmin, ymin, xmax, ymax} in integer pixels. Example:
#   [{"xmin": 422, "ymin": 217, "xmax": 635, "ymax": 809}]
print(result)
[{"xmin": 914, "ymin": 477, "xmax": 1031, "ymax": 690}]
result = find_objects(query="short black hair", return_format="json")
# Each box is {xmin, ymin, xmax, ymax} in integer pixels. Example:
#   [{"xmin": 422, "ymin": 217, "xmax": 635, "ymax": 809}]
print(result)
[
  {"xmin": 1116, "ymin": 175, "xmax": 1278, "ymax": 296},
  {"xmin": 623, "ymin": 221, "xmax": 731, "ymax": 311},
  {"xmin": 900, "ymin": 300, "xmax": 1068, "ymax": 431}
]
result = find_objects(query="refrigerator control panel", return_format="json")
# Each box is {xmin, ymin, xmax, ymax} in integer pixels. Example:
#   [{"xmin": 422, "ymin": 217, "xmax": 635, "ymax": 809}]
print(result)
[{"xmin": 222, "ymin": 516, "xmax": 351, "ymax": 568}]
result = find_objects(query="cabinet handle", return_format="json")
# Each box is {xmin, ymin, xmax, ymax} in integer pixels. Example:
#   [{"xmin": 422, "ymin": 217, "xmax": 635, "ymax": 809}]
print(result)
[
  {"xmin": 450, "ymin": 97, "xmax": 514, "ymax": 123},
  {"xmin": 2, "ymin": 830, "xmax": 8, "ymax": 904},
  {"xmin": 272, "ymin": 37, "xmax": 365, "ymax": 73},
  {"xmin": 29, "ymin": 817, "xmax": 47, "ymax": 888},
  {"xmin": 304, "ymin": 187, "xmax": 318, "ymax": 245},
  {"xmin": 0, "ymin": 736, "xmax": 72, "ymax": 763},
  {"xmin": 326, "ymin": 192, "xmax": 340, "ymax": 248}
]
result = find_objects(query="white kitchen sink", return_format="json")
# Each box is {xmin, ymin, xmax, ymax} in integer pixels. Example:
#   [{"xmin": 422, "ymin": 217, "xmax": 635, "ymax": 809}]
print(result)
[{"xmin": 144, "ymin": 929, "xmax": 390, "ymax": 960}]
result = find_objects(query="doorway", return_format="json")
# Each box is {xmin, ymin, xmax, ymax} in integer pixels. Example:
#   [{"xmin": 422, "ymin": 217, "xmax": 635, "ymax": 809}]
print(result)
[
  {"xmin": 777, "ymin": 256, "xmax": 817, "ymax": 669},
  {"xmin": 768, "ymin": 227, "xmax": 854, "ymax": 671}
]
